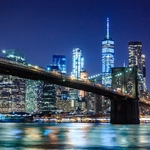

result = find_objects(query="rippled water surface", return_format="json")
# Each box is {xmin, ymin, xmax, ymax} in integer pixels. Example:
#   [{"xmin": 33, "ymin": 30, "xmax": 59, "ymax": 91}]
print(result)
[{"xmin": 0, "ymin": 123, "xmax": 150, "ymax": 149}]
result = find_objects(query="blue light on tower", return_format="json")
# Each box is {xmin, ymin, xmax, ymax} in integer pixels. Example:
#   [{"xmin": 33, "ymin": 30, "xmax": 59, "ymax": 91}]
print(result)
[
  {"xmin": 53, "ymin": 55, "xmax": 67, "ymax": 74},
  {"xmin": 102, "ymin": 18, "xmax": 114, "ymax": 87}
]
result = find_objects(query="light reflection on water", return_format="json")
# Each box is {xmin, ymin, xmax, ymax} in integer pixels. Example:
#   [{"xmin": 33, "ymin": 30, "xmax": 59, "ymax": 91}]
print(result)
[{"xmin": 0, "ymin": 123, "xmax": 150, "ymax": 149}]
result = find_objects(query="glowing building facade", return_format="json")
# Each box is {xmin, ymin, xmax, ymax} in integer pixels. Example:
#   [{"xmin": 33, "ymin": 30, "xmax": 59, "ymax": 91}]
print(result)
[
  {"xmin": 1, "ymin": 49, "xmax": 44, "ymax": 114},
  {"xmin": 42, "ymin": 84, "xmax": 56, "ymax": 113},
  {"xmin": 0, "ymin": 49, "xmax": 26, "ymax": 113},
  {"xmin": 70, "ymin": 48, "xmax": 84, "ymax": 111},
  {"xmin": 44, "ymin": 55, "xmax": 67, "ymax": 114},
  {"xmin": 53, "ymin": 55, "xmax": 67, "ymax": 74},
  {"xmin": 128, "ymin": 41, "xmax": 146, "ymax": 94},
  {"xmin": 25, "ymin": 80, "xmax": 43, "ymax": 113},
  {"xmin": 71, "ymin": 48, "xmax": 84, "ymax": 78},
  {"xmin": 102, "ymin": 18, "xmax": 114, "ymax": 87}
]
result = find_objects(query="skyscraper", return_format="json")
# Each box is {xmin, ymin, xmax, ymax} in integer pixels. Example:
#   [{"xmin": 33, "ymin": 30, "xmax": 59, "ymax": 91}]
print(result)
[
  {"xmin": 70, "ymin": 48, "xmax": 84, "ymax": 112},
  {"xmin": 53, "ymin": 55, "xmax": 67, "ymax": 74},
  {"xmin": 25, "ymin": 79, "xmax": 43, "ymax": 114},
  {"xmin": 102, "ymin": 18, "xmax": 114, "ymax": 87},
  {"xmin": 44, "ymin": 55, "xmax": 67, "ymax": 114},
  {"xmin": 42, "ymin": 84, "xmax": 56, "ymax": 113},
  {"xmin": 128, "ymin": 41, "xmax": 146, "ymax": 93},
  {"xmin": 71, "ymin": 48, "xmax": 84, "ymax": 78}
]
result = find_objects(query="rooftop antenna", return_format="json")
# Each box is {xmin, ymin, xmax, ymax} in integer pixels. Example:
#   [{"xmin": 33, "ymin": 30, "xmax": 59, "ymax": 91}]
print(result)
[{"xmin": 106, "ymin": 17, "xmax": 109, "ymax": 39}]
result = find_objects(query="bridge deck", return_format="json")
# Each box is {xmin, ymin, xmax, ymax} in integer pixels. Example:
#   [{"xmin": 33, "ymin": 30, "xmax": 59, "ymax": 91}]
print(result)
[{"xmin": 0, "ymin": 57, "xmax": 140, "ymax": 101}]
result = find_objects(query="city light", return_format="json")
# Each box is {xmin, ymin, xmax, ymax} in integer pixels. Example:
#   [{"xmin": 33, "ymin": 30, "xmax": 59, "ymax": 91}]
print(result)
[{"xmin": 0, "ymin": 18, "xmax": 149, "ymax": 125}]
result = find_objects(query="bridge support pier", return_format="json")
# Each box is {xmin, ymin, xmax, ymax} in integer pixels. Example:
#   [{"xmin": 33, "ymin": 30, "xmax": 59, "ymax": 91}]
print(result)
[{"xmin": 110, "ymin": 98, "xmax": 140, "ymax": 124}]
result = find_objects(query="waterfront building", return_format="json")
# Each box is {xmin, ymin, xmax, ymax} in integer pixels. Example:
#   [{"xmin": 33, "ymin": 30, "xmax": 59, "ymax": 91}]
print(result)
[
  {"xmin": 48, "ymin": 85, "xmax": 77, "ymax": 113},
  {"xmin": 128, "ymin": 41, "xmax": 146, "ymax": 94},
  {"xmin": 42, "ymin": 84, "xmax": 56, "ymax": 114},
  {"xmin": 1, "ymin": 49, "xmax": 46, "ymax": 114},
  {"xmin": 56, "ymin": 98, "xmax": 73, "ymax": 112},
  {"xmin": 55, "ymin": 86, "xmax": 74, "ymax": 113},
  {"xmin": 0, "ymin": 49, "xmax": 26, "ymax": 113},
  {"xmin": 0, "ymin": 75, "xmax": 26, "ymax": 113},
  {"xmin": 25, "ymin": 80, "xmax": 43, "ymax": 113},
  {"xmin": 102, "ymin": 18, "xmax": 114, "ymax": 87}
]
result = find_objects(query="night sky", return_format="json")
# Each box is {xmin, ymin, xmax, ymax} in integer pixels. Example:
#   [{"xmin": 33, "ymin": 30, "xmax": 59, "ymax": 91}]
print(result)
[{"xmin": 0, "ymin": 0, "xmax": 150, "ymax": 89}]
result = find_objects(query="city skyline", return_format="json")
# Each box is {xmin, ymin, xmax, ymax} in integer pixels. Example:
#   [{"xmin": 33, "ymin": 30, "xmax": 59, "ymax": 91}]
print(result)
[{"xmin": 0, "ymin": 0, "xmax": 150, "ymax": 88}]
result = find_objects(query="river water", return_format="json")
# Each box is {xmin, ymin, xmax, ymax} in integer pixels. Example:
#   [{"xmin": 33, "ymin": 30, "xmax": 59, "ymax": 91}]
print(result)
[{"xmin": 0, "ymin": 122, "xmax": 149, "ymax": 149}]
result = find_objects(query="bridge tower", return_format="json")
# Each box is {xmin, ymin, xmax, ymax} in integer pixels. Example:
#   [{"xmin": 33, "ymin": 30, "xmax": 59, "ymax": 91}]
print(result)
[{"xmin": 111, "ymin": 66, "xmax": 140, "ymax": 124}]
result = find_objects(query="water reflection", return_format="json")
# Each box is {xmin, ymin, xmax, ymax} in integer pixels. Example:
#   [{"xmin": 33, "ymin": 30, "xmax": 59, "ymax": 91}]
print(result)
[
  {"xmin": 43, "ymin": 126, "xmax": 59, "ymax": 143},
  {"xmin": 0, "ymin": 123, "xmax": 150, "ymax": 149}
]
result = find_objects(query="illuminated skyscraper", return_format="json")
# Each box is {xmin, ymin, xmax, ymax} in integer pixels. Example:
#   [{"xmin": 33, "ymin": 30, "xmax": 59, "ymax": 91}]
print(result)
[
  {"xmin": 128, "ymin": 41, "xmax": 146, "ymax": 93},
  {"xmin": 25, "ymin": 80, "xmax": 43, "ymax": 113},
  {"xmin": 44, "ymin": 55, "xmax": 67, "ymax": 114},
  {"xmin": 71, "ymin": 48, "xmax": 84, "ymax": 78},
  {"xmin": 70, "ymin": 48, "xmax": 84, "ymax": 112},
  {"xmin": 53, "ymin": 55, "xmax": 67, "ymax": 74},
  {"xmin": 42, "ymin": 84, "xmax": 56, "ymax": 113},
  {"xmin": 102, "ymin": 18, "xmax": 114, "ymax": 87}
]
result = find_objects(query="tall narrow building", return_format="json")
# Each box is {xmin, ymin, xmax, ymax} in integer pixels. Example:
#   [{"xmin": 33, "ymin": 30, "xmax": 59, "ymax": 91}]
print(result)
[
  {"xmin": 102, "ymin": 18, "xmax": 114, "ymax": 87},
  {"xmin": 71, "ymin": 48, "xmax": 84, "ymax": 79},
  {"xmin": 71, "ymin": 48, "xmax": 84, "ymax": 112},
  {"xmin": 128, "ymin": 41, "xmax": 146, "ymax": 94},
  {"xmin": 42, "ymin": 83, "xmax": 56, "ymax": 113}
]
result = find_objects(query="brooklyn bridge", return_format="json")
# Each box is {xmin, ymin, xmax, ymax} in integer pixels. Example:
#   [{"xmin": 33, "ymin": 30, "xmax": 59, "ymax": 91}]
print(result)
[{"xmin": 0, "ymin": 57, "xmax": 149, "ymax": 124}]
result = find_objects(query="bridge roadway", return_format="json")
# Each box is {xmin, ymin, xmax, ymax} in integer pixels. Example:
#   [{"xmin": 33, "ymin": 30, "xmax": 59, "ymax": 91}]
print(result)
[{"xmin": 0, "ymin": 57, "xmax": 148, "ymax": 105}]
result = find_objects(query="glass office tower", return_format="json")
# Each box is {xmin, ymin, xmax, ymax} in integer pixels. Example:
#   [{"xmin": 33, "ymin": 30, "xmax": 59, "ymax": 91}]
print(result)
[
  {"xmin": 70, "ymin": 48, "xmax": 85, "ymax": 112},
  {"xmin": 102, "ymin": 18, "xmax": 114, "ymax": 87},
  {"xmin": 71, "ymin": 48, "xmax": 84, "ymax": 78},
  {"xmin": 25, "ymin": 80, "xmax": 43, "ymax": 113},
  {"xmin": 42, "ymin": 84, "xmax": 56, "ymax": 113},
  {"xmin": 43, "ymin": 55, "xmax": 66, "ymax": 114},
  {"xmin": 128, "ymin": 41, "xmax": 146, "ymax": 93},
  {"xmin": 53, "ymin": 55, "xmax": 67, "ymax": 74}
]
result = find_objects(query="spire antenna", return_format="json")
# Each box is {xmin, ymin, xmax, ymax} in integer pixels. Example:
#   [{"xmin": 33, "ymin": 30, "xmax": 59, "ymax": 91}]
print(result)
[{"xmin": 106, "ymin": 17, "xmax": 109, "ymax": 39}]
